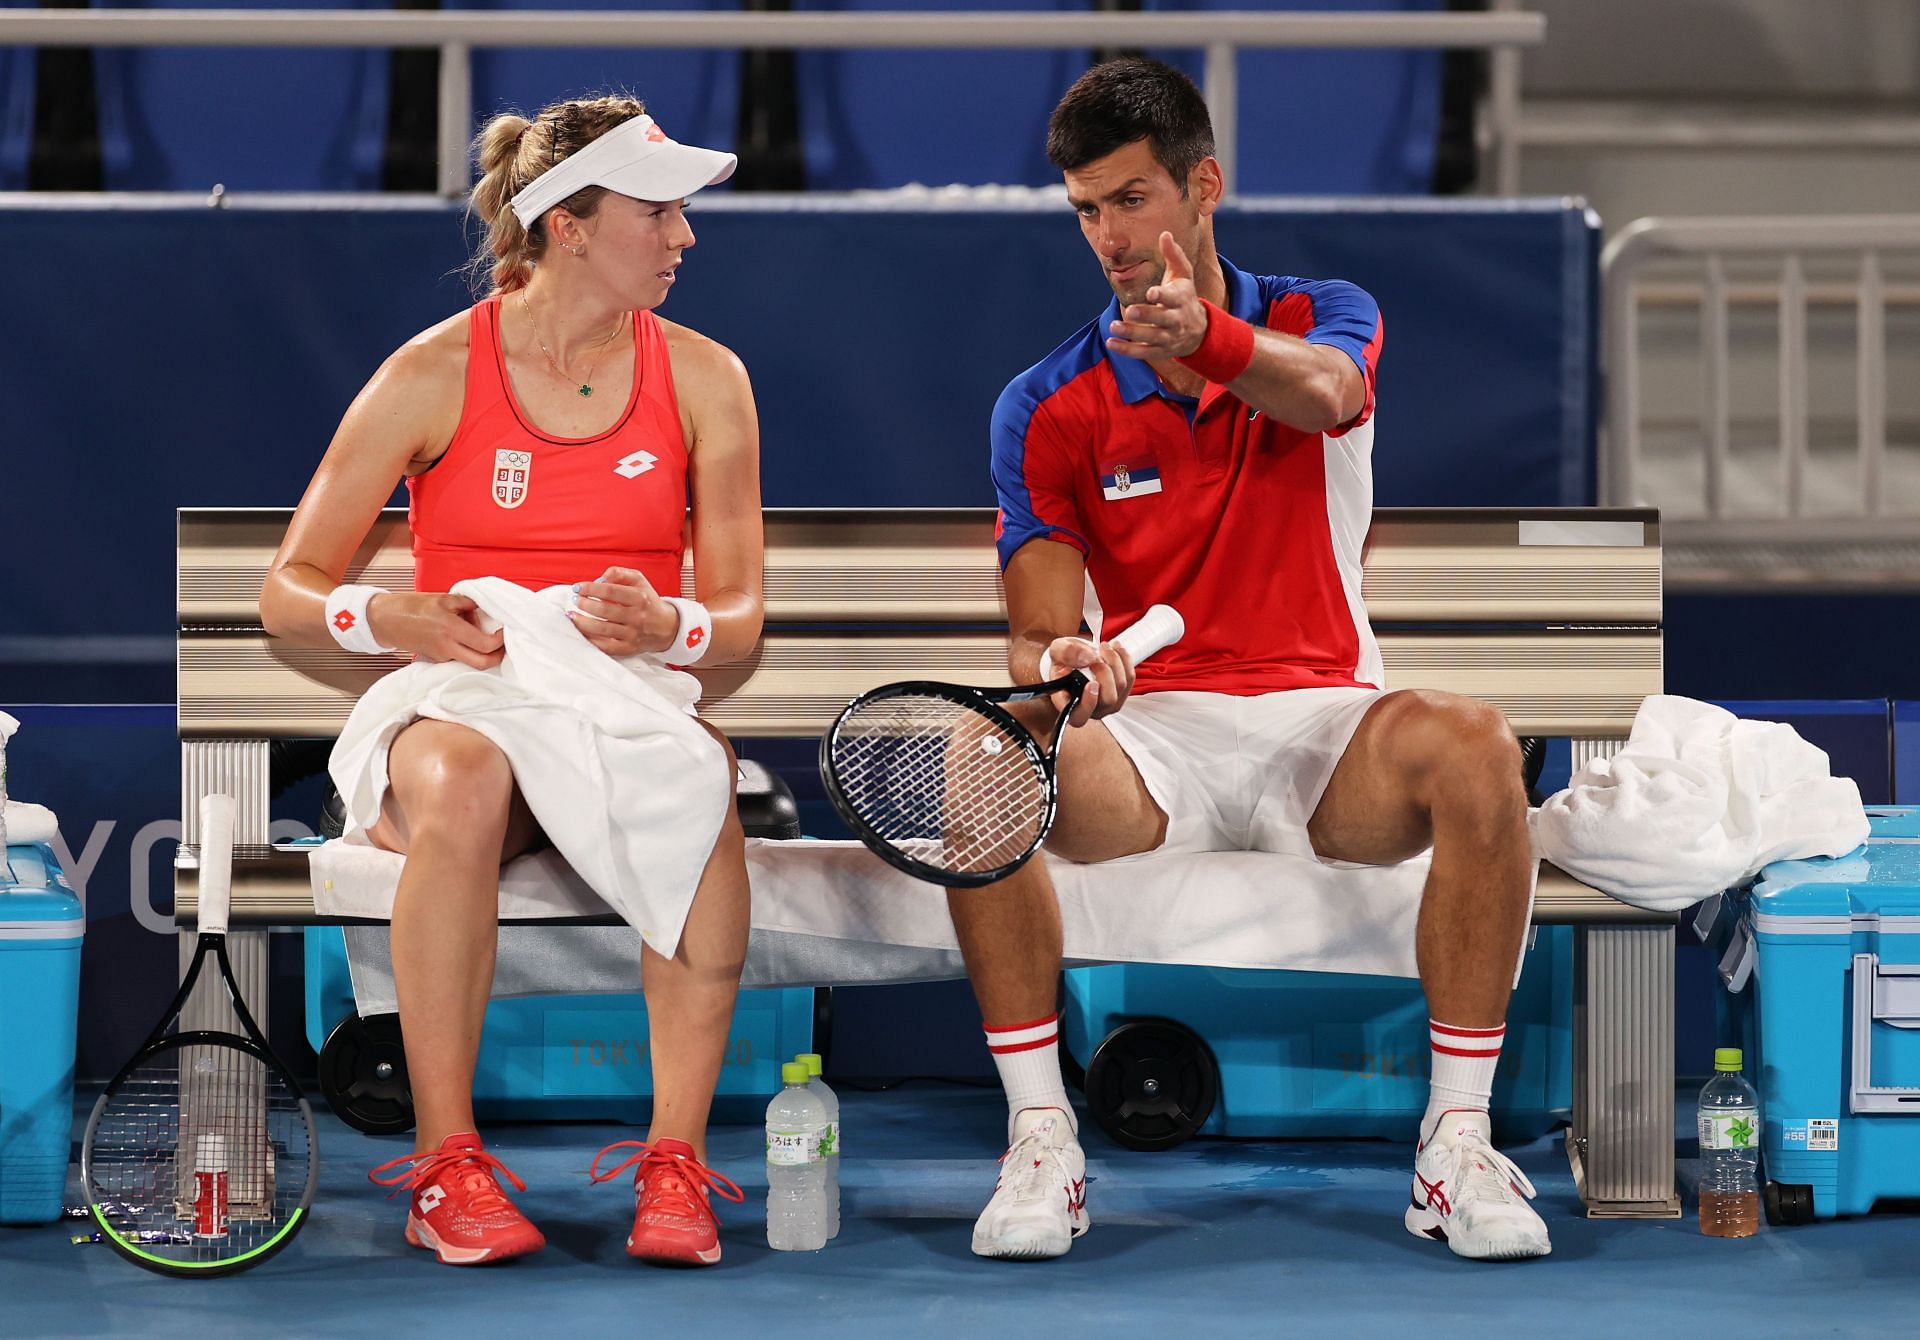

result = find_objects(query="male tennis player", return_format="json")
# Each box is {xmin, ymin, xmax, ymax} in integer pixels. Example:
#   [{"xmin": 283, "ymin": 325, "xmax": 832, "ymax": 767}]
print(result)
[{"xmin": 955, "ymin": 57, "xmax": 1550, "ymax": 1264}]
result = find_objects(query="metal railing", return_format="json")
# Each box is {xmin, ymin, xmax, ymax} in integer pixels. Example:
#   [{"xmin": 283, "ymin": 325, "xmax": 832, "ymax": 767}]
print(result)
[
  {"xmin": 1601, "ymin": 214, "xmax": 1920, "ymax": 586},
  {"xmin": 0, "ymin": 9, "xmax": 1544, "ymax": 196}
]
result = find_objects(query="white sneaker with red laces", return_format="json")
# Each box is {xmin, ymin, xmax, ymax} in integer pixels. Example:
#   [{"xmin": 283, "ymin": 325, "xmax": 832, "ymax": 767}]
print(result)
[
  {"xmin": 970, "ymin": 1107, "xmax": 1089, "ymax": 1261},
  {"xmin": 1406, "ymin": 1110, "xmax": 1551, "ymax": 1261}
]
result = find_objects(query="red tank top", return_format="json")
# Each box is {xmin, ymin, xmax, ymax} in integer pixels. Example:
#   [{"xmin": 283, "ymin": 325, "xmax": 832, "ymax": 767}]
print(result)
[{"xmin": 407, "ymin": 297, "xmax": 688, "ymax": 594}]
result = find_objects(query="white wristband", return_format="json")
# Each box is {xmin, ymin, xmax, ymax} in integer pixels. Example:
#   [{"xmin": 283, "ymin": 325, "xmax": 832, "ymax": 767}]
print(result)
[
  {"xmin": 324, "ymin": 585, "xmax": 397, "ymax": 655},
  {"xmin": 660, "ymin": 597, "xmax": 713, "ymax": 666}
]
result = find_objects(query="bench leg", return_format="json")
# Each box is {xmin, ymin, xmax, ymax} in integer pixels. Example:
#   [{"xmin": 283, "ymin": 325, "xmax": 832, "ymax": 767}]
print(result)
[
  {"xmin": 179, "ymin": 739, "xmax": 275, "ymax": 1046},
  {"xmin": 1569, "ymin": 921, "xmax": 1682, "ymax": 1218}
]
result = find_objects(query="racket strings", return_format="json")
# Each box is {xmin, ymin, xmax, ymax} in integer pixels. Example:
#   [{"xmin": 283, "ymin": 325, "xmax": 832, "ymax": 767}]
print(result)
[
  {"xmin": 831, "ymin": 692, "xmax": 1050, "ymax": 875},
  {"xmin": 87, "ymin": 1043, "xmax": 311, "ymax": 1264}
]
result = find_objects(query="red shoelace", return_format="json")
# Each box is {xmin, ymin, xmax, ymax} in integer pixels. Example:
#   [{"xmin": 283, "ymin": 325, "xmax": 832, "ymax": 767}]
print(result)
[
  {"xmin": 588, "ymin": 1140, "xmax": 745, "ymax": 1219},
  {"xmin": 368, "ymin": 1144, "xmax": 528, "ymax": 1218}
]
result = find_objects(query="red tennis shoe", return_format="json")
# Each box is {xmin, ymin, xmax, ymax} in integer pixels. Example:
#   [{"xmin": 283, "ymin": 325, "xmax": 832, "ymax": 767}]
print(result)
[
  {"xmin": 368, "ymin": 1132, "xmax": 546, "ymax": 1266},
  {"xmin": 590, "ymin": 1138, "xmax": 744, "ymax": 1266}
]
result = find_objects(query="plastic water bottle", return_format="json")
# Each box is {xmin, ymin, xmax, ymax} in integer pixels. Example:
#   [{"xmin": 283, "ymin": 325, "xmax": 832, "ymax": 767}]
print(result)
[
  {"xmin": 765, "ymin": 1061, "xmax": 828, "ymax": 1250},
  {"xmin": 1698, "ymin": 1046, "xmax": 1761, "ymax": 1238},
  {"xmin": 796, "ymin": 1052, "xmax": 840, "ymax": 1239}
]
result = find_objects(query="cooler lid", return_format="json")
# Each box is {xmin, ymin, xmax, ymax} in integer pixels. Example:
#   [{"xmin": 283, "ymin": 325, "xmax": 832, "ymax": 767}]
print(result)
[
  {"xmin": 1752, "ymin": 813, "xmax": 1920, "ymax": 921},
  {"xmin": 0, "ymin": 843, "xmax": 85, "ymax": 936}
]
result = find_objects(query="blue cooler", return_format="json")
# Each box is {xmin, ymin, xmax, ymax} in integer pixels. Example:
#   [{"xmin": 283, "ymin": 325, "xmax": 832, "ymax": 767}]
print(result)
[
  {"xmin": 0, "ymin": 842, "xmax": 84, "ymax": 1224},
  {"xmin": 1063, "ymin": 927, "xmax": 1573, "ymax": 1148},
  {"xmin": 305, "ymin": 929, "xmax": 815, "ymax": 1132},
  {"xmin": 1738, "ymin": 806, "xmax": 1920, "ymax": 1222}
]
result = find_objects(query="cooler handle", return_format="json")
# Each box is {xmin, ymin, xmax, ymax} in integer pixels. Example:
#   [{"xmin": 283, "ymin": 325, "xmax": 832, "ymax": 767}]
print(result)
[
  {"xmin": 1718, "ymin": 920, "xmax": 1755, "ymax": 995},
  {"xmin": 1849, "ymin": 953, "xmax": 1920, "ymax": 1115}
]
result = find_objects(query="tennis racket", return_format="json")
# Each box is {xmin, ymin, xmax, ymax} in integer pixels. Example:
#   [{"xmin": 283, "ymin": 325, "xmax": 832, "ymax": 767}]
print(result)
[
  {"xmin": 80, "ymin": 794, "xmax": 318, "ymax": 1276},
  {"xmin": 821, "ymin": 604, "xmax": 1185, "ymax": 887}
]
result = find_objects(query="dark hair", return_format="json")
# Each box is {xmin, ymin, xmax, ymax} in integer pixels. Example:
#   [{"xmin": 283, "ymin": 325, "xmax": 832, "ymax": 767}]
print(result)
[{"xmin": 1045, "ymin": 57, "xmax": 1215, "ymax": 190}]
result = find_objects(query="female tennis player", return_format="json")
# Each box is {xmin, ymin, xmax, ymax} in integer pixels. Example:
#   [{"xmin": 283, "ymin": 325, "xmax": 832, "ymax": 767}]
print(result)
[{"xmin": 260, "ymin": 94, "xmax": 761, "ymax": 1268}]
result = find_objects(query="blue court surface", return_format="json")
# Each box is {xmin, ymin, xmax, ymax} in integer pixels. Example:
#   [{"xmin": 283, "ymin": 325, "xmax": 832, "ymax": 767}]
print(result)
[{"xmin": 3, "ymin": 1086, "xmax": 1914, "ymax": 1339}]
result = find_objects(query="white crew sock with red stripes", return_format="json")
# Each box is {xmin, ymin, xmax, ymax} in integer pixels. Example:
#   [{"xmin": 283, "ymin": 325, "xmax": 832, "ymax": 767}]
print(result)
[
  {"xmin": 1421, "ymin": 1020, "xmax": 1505, "ymax": 1147},
  {"xmin": 983, "ymin": 1013, "xmax": 1076, "ymax": 1139}
]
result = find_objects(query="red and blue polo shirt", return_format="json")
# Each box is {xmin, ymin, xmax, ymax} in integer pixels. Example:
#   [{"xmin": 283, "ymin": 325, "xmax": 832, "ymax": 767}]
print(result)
[{"xmin": 991, "ymin": 257, "xmax": 1385, "ymax": 696}]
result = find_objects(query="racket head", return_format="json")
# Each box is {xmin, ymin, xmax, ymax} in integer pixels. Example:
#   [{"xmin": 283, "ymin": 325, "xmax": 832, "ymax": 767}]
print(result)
[
  {"xmin": 821, "ymin": 679, "xmax": 1062, "ymax": 887},
  {"xmin": 80, "ymin": 1030, "xmax": 318, "ymax": 1278}
]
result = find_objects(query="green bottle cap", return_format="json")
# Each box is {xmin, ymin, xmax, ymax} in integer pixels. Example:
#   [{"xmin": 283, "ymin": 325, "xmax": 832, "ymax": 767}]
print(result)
[
  {"xmin": 781, "ymin": 1061, "xmax": 810, "ymax": 1085},
  {"xmin": 796, "ymin": 1053, "xmax": 824, "ymax": 1077},
  {"xmin": 1713, "ymin": 1047, "xmax": 1744, "ymax": 1072}
]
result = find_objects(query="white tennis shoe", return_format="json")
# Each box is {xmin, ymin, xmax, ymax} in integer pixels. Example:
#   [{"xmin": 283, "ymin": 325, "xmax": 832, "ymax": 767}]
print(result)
[
  {"xmin": 1405, "ymin": 1110, "xmax": 1552, "ymax": 1261},
  {"xmin": 970, "ymin": 1107, "xmax": 1089, "ymax": 1261}
]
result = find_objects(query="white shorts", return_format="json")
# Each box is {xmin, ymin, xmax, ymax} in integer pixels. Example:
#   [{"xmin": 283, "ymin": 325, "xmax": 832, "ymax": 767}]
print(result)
[{"xmin": 1099, "ymin": 686, "xmax": 1383, "ymax": 860}]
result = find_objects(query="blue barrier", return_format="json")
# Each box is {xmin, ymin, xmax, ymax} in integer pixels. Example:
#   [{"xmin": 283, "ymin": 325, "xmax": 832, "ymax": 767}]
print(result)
[
  {"xmin": 93, "ymin": 0, "xmax": 389, "ymax": 192},
  {"xmin": 0, "ymin": 0, "xmax": 34, "ymax": 190},
  {"xmin": 452, "ymin": 0, "xmax": 742, "ymax": 157},
  {"xmin": 795, "ymin": 0, "xmax": 1091, "ymax": 190},
  {"xmin": 0, "ymin": 197, "xmax": 1596, "ymax": 700},
  {"xmin": 1897, "ymin": 702, "xmax": 1920, "ymax": 803},
  {"xmin": 1144, "ymin": 0, "xmax": 1445, "ymax": 195}
]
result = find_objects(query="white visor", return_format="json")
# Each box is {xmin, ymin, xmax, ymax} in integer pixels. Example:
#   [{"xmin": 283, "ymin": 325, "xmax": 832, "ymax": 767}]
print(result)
[{"xmin": 508, "ymin": 114, "xmax": 737, "ymax": 228}]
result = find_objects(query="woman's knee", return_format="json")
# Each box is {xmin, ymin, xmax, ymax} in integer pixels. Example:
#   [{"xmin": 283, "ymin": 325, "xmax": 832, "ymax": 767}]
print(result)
[{"xmin": 388, "ymin": 725, "xmax": 516, "ymax": 837}]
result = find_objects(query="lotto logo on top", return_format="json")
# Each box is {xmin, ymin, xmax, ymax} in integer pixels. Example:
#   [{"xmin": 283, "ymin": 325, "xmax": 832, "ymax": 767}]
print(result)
[
  {"xmin": 615, "ymin": 449, "xmax": 658, "ymax": 480},
  {"xmin": 493, "ymin": 449, "xmax": 532, "ymax": 510}
]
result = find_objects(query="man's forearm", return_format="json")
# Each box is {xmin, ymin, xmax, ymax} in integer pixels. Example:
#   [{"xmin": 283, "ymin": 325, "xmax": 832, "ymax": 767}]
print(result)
[{"xmin": 1223, "ymin": 331, "xmax": 1357, "ymax": 435}]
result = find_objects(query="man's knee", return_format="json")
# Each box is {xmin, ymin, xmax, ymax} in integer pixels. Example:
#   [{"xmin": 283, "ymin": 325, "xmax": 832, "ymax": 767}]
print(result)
[{"xmin": 1376, "ymin": 691, "xmax": 1523, "ymax": 808}]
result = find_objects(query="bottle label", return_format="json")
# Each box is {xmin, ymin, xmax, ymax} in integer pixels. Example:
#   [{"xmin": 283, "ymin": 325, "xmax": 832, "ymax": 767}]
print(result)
[
  {"xmin": 817, "ymin": 1121, "xmax": 840, "ymax": 1159},
  {"xmin": 767, "ymin": 1129, "xmax": 816, "ymax": 1167},
  {"xmin": 1699, "ymin": 1108, "xmax": 1758, "ymax": 1151}
]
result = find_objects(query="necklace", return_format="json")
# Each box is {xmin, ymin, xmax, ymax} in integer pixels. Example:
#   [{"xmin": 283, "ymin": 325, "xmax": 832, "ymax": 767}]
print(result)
[{"xmin": 520, "ymin": 293, "xmax": 625, "ymax": 398}]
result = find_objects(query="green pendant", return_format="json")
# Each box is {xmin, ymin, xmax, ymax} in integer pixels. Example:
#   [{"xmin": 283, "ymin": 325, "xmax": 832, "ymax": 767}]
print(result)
[{"xmin": 578, "ymin": 384, "xmax": 594, "ymax": 398}]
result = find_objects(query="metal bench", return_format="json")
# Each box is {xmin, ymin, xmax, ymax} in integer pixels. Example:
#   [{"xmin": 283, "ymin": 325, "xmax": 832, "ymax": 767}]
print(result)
[{"xmin": 174, "ymin": 504, "xmax": 1677, "ymax": 1217}]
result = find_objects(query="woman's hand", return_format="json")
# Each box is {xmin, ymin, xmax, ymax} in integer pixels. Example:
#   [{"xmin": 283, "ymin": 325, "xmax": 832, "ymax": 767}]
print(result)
[
  {"xmin": 367, "ymin": 592, "xmax": 504, "ymax": 669},
  {"xmin": 568, "ymin": 566, "xmax": 678, "ymax": 657}
]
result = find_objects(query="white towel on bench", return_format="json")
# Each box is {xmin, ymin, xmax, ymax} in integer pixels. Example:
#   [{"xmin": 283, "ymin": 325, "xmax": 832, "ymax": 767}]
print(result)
[
  {"xmin": 327, "ymin": 576, "xmax": 732, "ymax": 960},
  {"xmin": 1, "ymin": 801, "xmax": 59, "ymax": 848},
  {"xmin": 1530, "ymin": 694, "xmax": 1869, "ymax": 914},
  {"xmin": 309, "ymin": 835, "xmax": 1454, "ymax": 1007}
]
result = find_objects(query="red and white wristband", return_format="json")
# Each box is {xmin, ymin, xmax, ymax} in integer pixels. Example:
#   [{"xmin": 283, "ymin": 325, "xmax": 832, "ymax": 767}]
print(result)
[
  {"xmin": 324, "ymin": 584, "xmax": 398, "ymax": 655},
  {"xmin": 659, "ymin": 597, "xmax": 713, "ymax": 667},
  {"xmin": 1175, "ymin": 298, "xmax": 1256, "ymax": 385}
]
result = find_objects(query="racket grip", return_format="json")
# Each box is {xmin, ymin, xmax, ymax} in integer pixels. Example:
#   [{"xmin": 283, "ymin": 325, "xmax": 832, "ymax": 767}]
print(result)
[
  {"xmin": 1109, "ymin": 604, "xmax": 1186, "ymax": 663},
  {"xmin": 198, "ymin": 794, "xmax": 235, "ymax": 937}
]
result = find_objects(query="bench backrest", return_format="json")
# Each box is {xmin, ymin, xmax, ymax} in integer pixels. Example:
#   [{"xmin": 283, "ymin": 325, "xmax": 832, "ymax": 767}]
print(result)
[{"xmin": 178, "ymin": 506, "xmax": 1661, "ymax": 741}]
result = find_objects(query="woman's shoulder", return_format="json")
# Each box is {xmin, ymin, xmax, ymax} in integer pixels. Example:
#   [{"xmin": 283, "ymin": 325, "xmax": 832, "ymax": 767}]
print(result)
[
  {"xmin": 383, "ymin": 306, "xmax": 476, "ymax": 387},
  {"xmin": 655, "ymin": 316, "xmax": 750, "ymax": 394}
]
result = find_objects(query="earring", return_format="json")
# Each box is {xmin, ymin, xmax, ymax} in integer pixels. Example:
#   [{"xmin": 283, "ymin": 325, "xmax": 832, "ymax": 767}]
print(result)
[{"xmin": 564, "ymin": 242, "xmax": 585, "ymax": 257}]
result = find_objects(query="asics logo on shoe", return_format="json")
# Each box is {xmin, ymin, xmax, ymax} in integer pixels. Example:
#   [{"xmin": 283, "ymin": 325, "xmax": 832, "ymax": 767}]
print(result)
[
  {"xmin": 1067, "ymin": 1178, "xmax": 1087, "ymax": 1214},
  {"xmin": 1415, "ymin": 1174, "xmax": 1451, "ymax": 1216},
  {"xmin": 418, "ymin": 1184, "xmax": 447, "ymax": 1214}
]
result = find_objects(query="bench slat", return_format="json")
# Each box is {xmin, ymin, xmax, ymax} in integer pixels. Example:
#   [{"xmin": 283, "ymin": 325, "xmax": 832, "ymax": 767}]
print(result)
[
  {"xmin": 179, "ymin": 628, "xmax": 1661, "ymax": 739},
  {"xmin": 180, "ymin": 507, "xmax": 1661, "ymax": 628},
  {"xmin": 174, "ymin": 850, "xmax": 1671, "ymax": 928}
]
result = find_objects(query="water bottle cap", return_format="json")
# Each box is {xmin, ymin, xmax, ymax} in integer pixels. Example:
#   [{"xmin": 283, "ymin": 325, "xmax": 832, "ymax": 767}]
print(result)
[
  {"xmin": 781, "ymin": 1061, "xmax": 811, "ymax": 1085},
  {"xmin": 795, "ymin": 1053, "xmax": 824, "ymax": 1077},
  {"xmin": 1713, "ymin": 1047, "xmax": 1744, "ymax": 1072}
]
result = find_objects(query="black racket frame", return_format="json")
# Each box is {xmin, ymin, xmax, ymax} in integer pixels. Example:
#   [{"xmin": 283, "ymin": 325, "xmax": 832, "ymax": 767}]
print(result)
[
  {"xmin": 80, "ymin": 926, "xmax": 319, "ymax": 1278},
  {"xmin": 819, "ymin": 671, "xmax": 1089, "ymax": 888}
]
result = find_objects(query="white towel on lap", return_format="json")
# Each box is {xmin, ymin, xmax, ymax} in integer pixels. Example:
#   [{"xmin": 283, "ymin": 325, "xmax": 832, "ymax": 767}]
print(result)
[
  {"xmin": 327, "ymin": 576, "xmax": 732, "ymax": 959},
  {"xmin": 1530, "ymin": 694, "xmax": 1869, "ymax": 914}
]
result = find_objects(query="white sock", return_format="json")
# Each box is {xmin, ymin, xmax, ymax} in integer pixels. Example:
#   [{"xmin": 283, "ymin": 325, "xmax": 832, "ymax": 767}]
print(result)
[
  {"xmin": 1421, "ymin": 1020, "xmax": 1504, "ymax": 1146},
  {"xmin": 984, "ymin": 1013, "xmax": 1075, "ymax": 1139}
]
